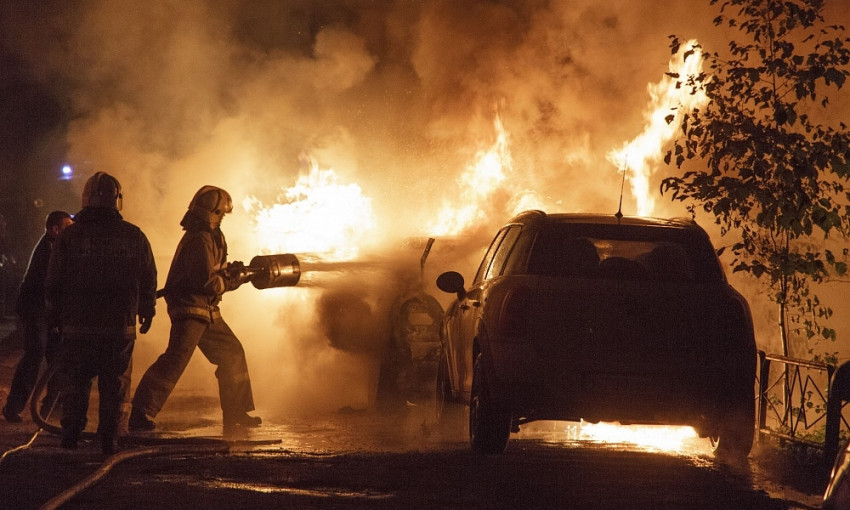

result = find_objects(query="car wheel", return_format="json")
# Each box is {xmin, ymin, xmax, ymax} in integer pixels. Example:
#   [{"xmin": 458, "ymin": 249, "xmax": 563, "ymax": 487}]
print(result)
[
  {"xmin": 469, "ymin": 353, "xmax": 511, "ymax": 454},
  {"xmin": 710, "ymin": 385, "xmax": 755, "ymax": 459}
]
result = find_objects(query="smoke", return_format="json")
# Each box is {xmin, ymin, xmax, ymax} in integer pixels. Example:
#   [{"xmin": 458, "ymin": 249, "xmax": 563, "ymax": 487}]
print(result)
[{"xmin": 2, "ymin": 1, "xmax": 849, "ymax": 418}]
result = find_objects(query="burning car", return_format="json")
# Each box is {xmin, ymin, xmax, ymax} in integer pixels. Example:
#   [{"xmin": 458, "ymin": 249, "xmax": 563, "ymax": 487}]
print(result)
[
  {"xmin": 315, "ymin": 237, "xmax": 445, "ymax": 412},
  {"xmin": 435, "ymin": 210, "xmax": 757, "ymax": 456},
  {"xmin": 375, "ymin": 237, "xmax": 445, "ymax": 411},
  {"xmin": 375, "ymin": 285, "xmax": 444, "ymax": 410}
]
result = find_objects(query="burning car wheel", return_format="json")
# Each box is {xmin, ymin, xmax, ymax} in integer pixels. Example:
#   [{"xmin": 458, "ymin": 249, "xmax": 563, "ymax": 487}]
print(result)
[{"xmin": 469, "ymin": 353, "xmax": 511, "ymax": 454}]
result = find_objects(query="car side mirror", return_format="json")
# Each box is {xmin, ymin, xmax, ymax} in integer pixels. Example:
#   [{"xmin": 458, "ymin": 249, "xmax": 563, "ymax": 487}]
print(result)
[{"xmin": 436, "ymin": 271, "xmax": 466, "ymax": 300}]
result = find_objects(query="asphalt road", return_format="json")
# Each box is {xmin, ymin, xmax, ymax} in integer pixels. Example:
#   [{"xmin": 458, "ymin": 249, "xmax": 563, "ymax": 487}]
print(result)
[{"xmin": 0, "ymin": 320, "xmax": 831, "ymax": 510}]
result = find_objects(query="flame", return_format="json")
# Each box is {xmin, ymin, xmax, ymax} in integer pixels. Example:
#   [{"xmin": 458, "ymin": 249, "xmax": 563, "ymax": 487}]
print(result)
[
  {"xmin": 577, "ymin": 420, "xmax": 698, "ymax": 452},
  {"xmin": 608, "ymin": 39, "xmax": 707, "ymax": 216},
  {"xmin": 510, "ymin": 189, "xmax": 546, "ymax": 214},
  {"xmin": 427, "ymin": 115, "xmax": 513, "ymax": 236},
  {"xmin": 244, "ymin": 155, "xmax": 376, "ymax": 260}
]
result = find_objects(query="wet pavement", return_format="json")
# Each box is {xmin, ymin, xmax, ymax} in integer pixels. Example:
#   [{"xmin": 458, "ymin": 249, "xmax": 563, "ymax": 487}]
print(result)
[{"xmin": 0, "ymin": 319, "xmax": 832, "ymax": 509}]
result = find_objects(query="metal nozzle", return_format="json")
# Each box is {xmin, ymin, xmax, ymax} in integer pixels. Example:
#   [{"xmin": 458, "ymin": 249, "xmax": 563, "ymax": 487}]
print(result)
[{"xmin": 248, "ymin": 253, "xmax": 300, "ymax": 289}]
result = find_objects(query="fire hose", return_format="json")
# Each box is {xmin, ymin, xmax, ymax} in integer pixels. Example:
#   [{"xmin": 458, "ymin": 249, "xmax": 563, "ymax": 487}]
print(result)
[{"xmin": 1, "ymin": 354, "xmax": 280, "ymax": 510}]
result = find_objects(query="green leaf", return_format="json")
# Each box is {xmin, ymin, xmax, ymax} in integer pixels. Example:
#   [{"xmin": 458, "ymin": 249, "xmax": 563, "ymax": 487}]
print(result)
[{"xmin": 666, "ymin": 2, "xmax": 849, "ymax": 357}]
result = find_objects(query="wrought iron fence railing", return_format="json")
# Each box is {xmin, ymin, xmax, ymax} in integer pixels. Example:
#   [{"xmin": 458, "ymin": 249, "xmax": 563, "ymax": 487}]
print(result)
[{"xmin": 757, "ymin": 351, "xmax": 850, "ymax": 464}]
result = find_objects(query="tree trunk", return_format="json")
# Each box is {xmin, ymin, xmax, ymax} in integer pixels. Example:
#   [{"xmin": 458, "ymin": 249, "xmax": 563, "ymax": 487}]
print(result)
[{"xmin": 779, "ymin": 300, "xmax": 789, "ymax": 357}]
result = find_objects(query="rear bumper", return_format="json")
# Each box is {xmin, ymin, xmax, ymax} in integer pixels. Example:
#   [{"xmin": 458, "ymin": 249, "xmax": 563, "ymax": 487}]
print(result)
[{"xmin": 485, "ymin": 342, "xmax": 750, "ymax": 430}]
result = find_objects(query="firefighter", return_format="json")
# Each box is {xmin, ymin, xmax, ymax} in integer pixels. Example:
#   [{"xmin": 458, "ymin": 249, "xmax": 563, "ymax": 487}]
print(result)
[
  {"xmin": 2, "ymin": 210, "xmax": 73, "ymax": 423},
  {"xmin": 46, "ymin": 172, "xmax": 157, "ymax": 455},
  {"xmin": 129, "ymin": 185, "xmax": 260, "ymax": 434}
]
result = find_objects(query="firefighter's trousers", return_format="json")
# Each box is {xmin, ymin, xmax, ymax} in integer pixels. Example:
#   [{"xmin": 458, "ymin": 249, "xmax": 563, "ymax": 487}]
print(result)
[
  {"xmin": 57, "ymin": 334, "xmax": 134, "ymax": 441},
  {"xmin": 6, "ymin": 314, "xmax": 61, "ymax": 416},
  {"xmin": 132, "ymin": 316, "xmax": 255, "ymax": 418}
]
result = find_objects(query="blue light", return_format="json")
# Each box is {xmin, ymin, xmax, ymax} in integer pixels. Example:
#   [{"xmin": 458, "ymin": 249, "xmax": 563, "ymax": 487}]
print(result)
[{"xmin": 60, "ymin": 165, "xmax": 73, "ymax": 180}]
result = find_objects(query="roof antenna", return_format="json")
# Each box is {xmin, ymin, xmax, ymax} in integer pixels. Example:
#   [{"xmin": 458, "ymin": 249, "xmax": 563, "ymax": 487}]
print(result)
[{"xmin": 615, "ymin": 160, "xmax": 627, "ymax": 223}]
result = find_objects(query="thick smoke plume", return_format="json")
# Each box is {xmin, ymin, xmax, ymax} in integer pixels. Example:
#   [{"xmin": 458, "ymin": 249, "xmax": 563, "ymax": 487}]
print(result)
[{"xmin": 2, "ymin": 1, "xmax": 849, "ymax": 417}]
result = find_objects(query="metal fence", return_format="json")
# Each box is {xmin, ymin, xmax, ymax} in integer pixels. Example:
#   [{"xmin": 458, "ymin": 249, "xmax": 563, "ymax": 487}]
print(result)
[{"xmin": 757, "ymin": 351, "xmax": 850, "ymax": 464}]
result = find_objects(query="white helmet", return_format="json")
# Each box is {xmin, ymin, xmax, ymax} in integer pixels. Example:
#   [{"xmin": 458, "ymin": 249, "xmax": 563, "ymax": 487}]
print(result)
[{"xmin": 187, "ymin": 185, "xmax": 233, "ymax": 228}]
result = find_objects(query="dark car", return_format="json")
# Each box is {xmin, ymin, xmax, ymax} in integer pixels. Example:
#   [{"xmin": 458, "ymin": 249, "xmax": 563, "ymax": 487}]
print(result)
[{"xmin": 435, "ymin": 211, "xmax": 757, "ymax": 456}]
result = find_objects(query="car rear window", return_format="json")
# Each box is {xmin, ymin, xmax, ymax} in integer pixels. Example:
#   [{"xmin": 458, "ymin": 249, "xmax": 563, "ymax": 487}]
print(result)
[{"xmin": 527, "ymin": 223, "xmax": 723, "ymax": 282}]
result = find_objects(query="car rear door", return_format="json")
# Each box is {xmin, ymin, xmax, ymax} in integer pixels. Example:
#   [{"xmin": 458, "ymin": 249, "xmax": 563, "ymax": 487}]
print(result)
[{"xmin": 455, "ymin": 226, "xmax": 524, "ymax": 396}]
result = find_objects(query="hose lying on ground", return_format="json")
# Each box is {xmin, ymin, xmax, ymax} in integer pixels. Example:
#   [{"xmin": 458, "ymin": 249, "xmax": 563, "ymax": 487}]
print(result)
[
  {"xmin": 35, "ymin": 438, "xmax": 283, "ymax": 510},
  {"xmin": 28, "ymin": 357, "xmax": 63, "ymax": 436},
  {"xmin": 0, "ymin": 358, "xmax": 281, "ymax": 510},
  {"xmin": 0, "ymin": 395, "xmax": 59, "ymax": 468},
  {"xmin": 0, "ymin": 429, "xmax": 41, "ymax": 467},
  {"xmin": 38, "ymin": 444, "xmax": 231, "ymax": 510}
]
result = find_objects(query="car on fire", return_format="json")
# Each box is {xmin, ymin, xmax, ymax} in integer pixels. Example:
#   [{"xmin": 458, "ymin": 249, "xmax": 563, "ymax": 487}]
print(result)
[{"xmin": 435, "ymin": 210, "xmax": 757, "ymax": 456}]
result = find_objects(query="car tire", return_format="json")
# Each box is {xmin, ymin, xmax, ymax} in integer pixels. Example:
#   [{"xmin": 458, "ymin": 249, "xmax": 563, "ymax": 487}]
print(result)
[
  {"xmin": 469, "ymin": 353, "xmax": 511, "ymax": 454},
  {"xmin": 709, "ymin": 384, "xmax": 755, "ymax": 459}
]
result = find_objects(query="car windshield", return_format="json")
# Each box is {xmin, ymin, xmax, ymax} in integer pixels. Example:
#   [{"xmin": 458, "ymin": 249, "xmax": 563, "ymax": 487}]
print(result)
[{"xmin": 527, "ymin": 223, "xmax": 723, "ymax": 283}]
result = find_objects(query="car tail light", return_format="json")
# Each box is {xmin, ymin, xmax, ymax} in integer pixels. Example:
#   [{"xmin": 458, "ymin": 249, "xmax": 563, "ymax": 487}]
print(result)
[{"xmin": 498, "ymin": 287, "xmax": 531, "ymax": 341}]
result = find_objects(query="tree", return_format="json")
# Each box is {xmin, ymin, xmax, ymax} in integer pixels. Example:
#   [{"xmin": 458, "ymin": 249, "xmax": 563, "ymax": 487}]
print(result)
[{"xmin": 661, "ymin": 0, "xmax": 850, "ymax": 358}]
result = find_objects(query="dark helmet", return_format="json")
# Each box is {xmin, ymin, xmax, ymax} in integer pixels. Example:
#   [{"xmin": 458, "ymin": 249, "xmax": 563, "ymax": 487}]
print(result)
[
  {"xmin": 82, "ymin": 172, "xmax": 123, "ymax": 210},
  {"xmin": 186, "ymin": 185, "xmax": 233, "ymax": 229}
]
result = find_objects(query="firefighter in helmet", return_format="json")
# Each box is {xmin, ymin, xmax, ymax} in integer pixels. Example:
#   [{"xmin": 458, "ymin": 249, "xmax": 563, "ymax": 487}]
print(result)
[
  {"xmin": 130, "ymin": 185, "xmax": 260, "ymax": 433},
  {"xmin": 46, "ymin": 172, "xmax": 157, "ymax": 455}
]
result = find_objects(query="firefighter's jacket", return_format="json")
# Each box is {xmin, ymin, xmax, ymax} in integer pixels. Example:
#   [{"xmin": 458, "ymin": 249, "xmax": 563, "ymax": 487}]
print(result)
[
  {"xmin": 162, "ymin": 215, "xmax": 238, "ymax": 323},
  {"xmin": 45, "ymin": 207, "xmax": 157, "ymax": 338}
]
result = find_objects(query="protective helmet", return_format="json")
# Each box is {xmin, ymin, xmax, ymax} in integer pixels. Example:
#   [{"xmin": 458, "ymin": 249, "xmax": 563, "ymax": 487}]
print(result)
[
  {"xmin": 187, "ymin": 185, "xmax": 233, "ymax": 228},
  {"xmin": 81, "ymin": 172, "xmax": 123, "ymax": 210}
]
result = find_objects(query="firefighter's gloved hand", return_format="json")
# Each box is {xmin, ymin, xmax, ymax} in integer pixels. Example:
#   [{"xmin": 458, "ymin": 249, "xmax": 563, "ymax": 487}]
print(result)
[
  {"xmin": 139, "ymin": 315, "xmax": 153, "ymax": 334},
  {"xmin": 226, "ymin": 261, "xmax": 246, "ymax": 279},
  {"xmin": 223, "ymin": 261, "xmax": 251, "ymax": 291}
]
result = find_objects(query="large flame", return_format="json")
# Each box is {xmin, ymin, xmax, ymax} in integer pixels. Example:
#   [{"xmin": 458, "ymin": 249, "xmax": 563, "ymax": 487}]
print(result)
[
  {"xmin": 244, "ymin": 155, "xmax": 376, "ymax": 260},
  {"xmin": 577, "ymin": 421, "xmax": 699, "ymax": 453},
  {"xmin": 427, "ymin": 115, "xmax": 513, "ymax": 236},
  {"xmin": 608, "ymin": 39, "xmax": 706, "ymax": 216}
]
